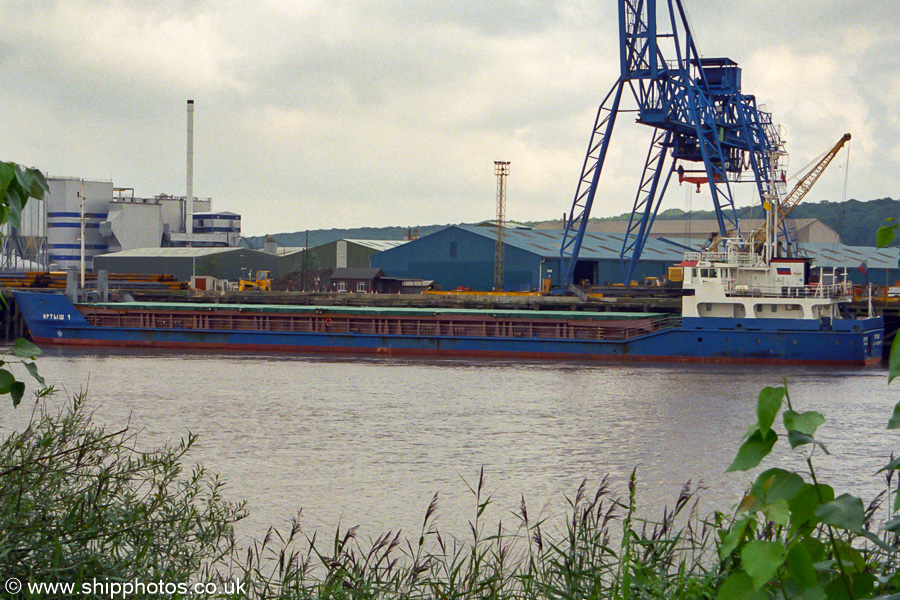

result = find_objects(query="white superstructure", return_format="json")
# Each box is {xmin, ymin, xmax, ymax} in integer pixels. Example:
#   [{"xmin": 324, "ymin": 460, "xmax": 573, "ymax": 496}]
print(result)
[{"xmin": 681, "ymin": 238, "xmax": 851, "ymax": 321}]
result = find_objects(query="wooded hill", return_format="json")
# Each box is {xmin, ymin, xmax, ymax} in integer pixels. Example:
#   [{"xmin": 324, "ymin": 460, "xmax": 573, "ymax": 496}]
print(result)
[{"xmin": 245, "ymin": 197, "xmax": 899, "ymax": 250}]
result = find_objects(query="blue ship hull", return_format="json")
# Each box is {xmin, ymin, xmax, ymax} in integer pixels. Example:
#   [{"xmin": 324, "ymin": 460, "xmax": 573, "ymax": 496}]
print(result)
[{"xmin": 13, "ymin": 291, "xmax": 883, "ymax": 366}]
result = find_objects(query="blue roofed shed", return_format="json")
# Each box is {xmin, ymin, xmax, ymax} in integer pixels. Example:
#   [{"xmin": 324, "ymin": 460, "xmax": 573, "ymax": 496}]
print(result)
[{"xmin": 370, "ymin": 225, "xmax": 683, "ymax": 291}]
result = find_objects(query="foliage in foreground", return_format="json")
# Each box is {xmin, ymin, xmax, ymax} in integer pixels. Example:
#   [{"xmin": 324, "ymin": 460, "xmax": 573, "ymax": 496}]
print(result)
[
  {"xmin": 716, "ymin": 385, "xmax": 900, "ymax": 600},
  {"xmin": 227, "ymin": 471, "xmax": 717, "ymax": 600},
  {"xmin": 0, "ymin": 394, "xmax": 247, "ymax": 590},
  {"xmin": 0, "ymin": 382, "xmax": 897, "ymax": 599},
  {"xmin": 0, "ymin": 162, "xmax": 48, "ymax": 408}
]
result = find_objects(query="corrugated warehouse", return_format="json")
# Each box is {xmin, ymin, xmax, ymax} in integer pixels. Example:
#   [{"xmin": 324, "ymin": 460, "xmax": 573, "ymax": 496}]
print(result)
[
  {"xmin": 657, "ymin": 237, "xmax": 898, "ymax": 285},
  {"xmin": 371, "ymin": 225, "xmax": 683, "ymax": 291},
  {"xmin": 303, "ymin": 239, "xmax": 408, "ymax": 272},
  {"xmin": 792, "ymin": 243, "xmax": 898, "ymax": 286},
  {"xmin": 94, "ymin": 247, "xmax": 279, "ymax": 282},
  {"xmin": 273, "ymin": 247, "xmax": 308, "ymax": 275}
]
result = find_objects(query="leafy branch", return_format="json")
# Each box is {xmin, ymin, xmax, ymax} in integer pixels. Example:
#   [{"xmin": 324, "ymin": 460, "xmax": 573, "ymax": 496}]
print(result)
[
  {"xmin": 0, "ymin": 161, "xmax": 49, "ymax": 407},
  {"xmin": 717, "ymin": 382, "xmax": 899, "ymax": 600}
]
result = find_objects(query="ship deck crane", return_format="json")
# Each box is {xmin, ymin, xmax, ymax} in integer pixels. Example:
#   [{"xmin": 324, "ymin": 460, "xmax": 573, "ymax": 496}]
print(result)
[
  {"xmin": 748, "ymin": 133, "xmax": 852, "ymax": 252},
  {"xmin": 558, "ymin": 0, "xmax": 786, "ymax": 290}
]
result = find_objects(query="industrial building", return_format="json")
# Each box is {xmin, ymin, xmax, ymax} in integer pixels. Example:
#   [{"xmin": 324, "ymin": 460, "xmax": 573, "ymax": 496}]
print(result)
[
  {"xmin": 305, "ymin": 239, "xmax": 407, "ymax": 271},
  {"xmin": 371, "ymin": 224, "xmax": 684, "ymax": 291},
  {"xmin": 328, "ymin": 268, "xmax": 386, "ymax": 293},
  {"xmin": 2, "ymin": 101, "xmax": 242, "ymax": 273},
  {"xmin": 94, "ymin": 247, "xmax": 275, "ymax": 283},
  {"xmin": 45, "ymin": 178, "xmax": 240, "ymax": 272},
  {"xmin": 794, "ymin": 243, "xmax": 898, "ymax": 286},
  {"xmin": 327, "ymin": 267, "xmax": 434, "ymax": 294},
  {"xmin": 0, "ymin": 177, "xmax": 242, "ymax": 273},
  {"xmin": 369, "ymin": 224, "xmax": 898, "ymax": 291}
]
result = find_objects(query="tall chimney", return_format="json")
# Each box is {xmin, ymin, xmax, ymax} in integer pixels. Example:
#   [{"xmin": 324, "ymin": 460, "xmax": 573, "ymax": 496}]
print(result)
[{"xmin": 186, "ymin": 99, "xmax": 194, "ymax": 237}]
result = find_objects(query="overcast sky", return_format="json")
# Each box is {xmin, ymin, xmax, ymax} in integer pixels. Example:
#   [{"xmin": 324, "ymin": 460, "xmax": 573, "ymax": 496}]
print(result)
[{"xmin": 2, "ymin": 1, "xmax": 898, "ymax": 236}]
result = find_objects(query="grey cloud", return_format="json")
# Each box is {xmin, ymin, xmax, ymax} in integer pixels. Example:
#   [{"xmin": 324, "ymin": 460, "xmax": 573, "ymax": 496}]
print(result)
[
  {"xmin": 0, "ymin": 0, "xmax": 896, "ymax": 235},
  {"xmin": 244, "ymin": 33, "xmax": 477, "ymax": 111},
  {"xmin": 372, "ymin": 0, "xmax": 567, "ymax": 36}
]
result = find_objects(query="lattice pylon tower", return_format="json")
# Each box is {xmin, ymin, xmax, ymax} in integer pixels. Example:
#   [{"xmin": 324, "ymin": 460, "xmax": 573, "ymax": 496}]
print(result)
[{"xmin": 493, "ymin": 161, "xmax": 510, "ymax": 291}]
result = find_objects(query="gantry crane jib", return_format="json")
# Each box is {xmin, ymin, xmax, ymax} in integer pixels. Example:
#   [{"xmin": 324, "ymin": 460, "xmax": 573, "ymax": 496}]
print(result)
[{"xmin": 559, "ymin": 0, "xmax": 786, "ymax": 289}]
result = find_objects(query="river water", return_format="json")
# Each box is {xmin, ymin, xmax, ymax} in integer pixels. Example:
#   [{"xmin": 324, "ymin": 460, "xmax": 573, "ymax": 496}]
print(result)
[{"xmin": 1, "ymin": 348, "xmax": 896, "ymax": 544}]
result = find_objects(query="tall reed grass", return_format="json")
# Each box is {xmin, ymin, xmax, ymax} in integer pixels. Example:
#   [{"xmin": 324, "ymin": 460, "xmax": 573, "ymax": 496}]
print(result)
[
  {"xmin": 224, "ymin": 469, "xmax": 729, "ymax": 600},
  {"xmin": 218, "ymin": 382, "xmax": 900, "ymax": 600}
]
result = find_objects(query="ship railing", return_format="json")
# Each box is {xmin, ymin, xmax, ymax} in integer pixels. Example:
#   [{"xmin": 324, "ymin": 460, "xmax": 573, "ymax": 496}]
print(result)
[
  {"xmin": 81, "ymin": 307, "xmax": 683, "ymax": 342},
  {"xmin": 727, "ymin": 282, "xmax": 849, "ymax": 299},
  {"xmin": 555, "ymin": 314, "xmax": 681, "ymax": 341},
  {"xmin": 683, "ymin": 251, "xmax": 755, "ymax": 265},
  {"xmin": 605, "ymin": 315, "xmax": 682, "ymax": 341}
]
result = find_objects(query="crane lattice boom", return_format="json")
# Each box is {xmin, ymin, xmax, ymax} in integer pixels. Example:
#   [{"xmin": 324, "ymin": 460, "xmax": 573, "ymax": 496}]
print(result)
[
  {"xmin": 748, "ymin": 133, "xmax": 851, "ymax": 250},
  {"xmin": 559, "ymin": 0, "xmax": 787, "ymax": 289}
]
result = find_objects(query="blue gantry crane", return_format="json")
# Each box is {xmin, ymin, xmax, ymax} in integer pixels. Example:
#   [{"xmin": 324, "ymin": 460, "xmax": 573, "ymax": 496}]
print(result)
[{"xmin": 559, "ymin": 0, "xmax": 786, "ymax": 289}]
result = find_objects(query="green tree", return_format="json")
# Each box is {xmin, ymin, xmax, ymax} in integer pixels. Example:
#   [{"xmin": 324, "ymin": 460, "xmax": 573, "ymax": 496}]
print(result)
[
  {"xmin": 717, "ymin": 383, "xmax": 899, "ymax": 600},
  {"xmin": 878, "ymin": 216, "xmax": 900, "ymax": 381},
  {"xmin": 0, "ymin": 162, "xmax": 47, "ymax": 230},
  {"xmin": 0, "ymin": 162, "xmax": 50, "ymax": 407}
]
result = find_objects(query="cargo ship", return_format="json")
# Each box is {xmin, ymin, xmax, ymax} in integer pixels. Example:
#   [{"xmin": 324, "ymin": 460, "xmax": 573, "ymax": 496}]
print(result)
[{"xmin": 12, "ymin": 239, "xmax": 883, "ymax": 366}]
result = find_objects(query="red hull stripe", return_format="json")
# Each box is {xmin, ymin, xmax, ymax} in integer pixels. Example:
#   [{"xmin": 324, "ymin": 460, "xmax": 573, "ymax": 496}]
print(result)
[{"xmin": 32, "ymin": 337, "xmax": 878, "ymax": 367}]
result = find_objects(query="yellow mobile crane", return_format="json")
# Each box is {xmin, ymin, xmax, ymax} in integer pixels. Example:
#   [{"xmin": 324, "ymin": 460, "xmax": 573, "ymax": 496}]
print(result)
[{"xmin": 749, "ymin": 133, "xmax": 851, "ymax": 251}]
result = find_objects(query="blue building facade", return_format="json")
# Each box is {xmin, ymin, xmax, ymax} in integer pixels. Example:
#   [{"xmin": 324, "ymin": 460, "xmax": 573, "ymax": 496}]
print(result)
[
  {"xmin": 370, "ymin": 224, "xmax": 899, "ymax": 292},
  {"xmin": 370, "ymin": 226, "xmax": 516, "ymax": 291},
  {"xmin": 371, "ymin": 225, "xmax": 681, "ymax": 291}
]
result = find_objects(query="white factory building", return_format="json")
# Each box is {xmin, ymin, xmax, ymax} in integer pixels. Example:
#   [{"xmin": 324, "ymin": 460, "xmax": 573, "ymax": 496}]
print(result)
[
  {"xmin": 1, "ymin": 100, "xmax": 242, "ymax": 272},
  {"xmin": 2, "ymin": 176, "xmax": 241, "ymax": 272}
]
